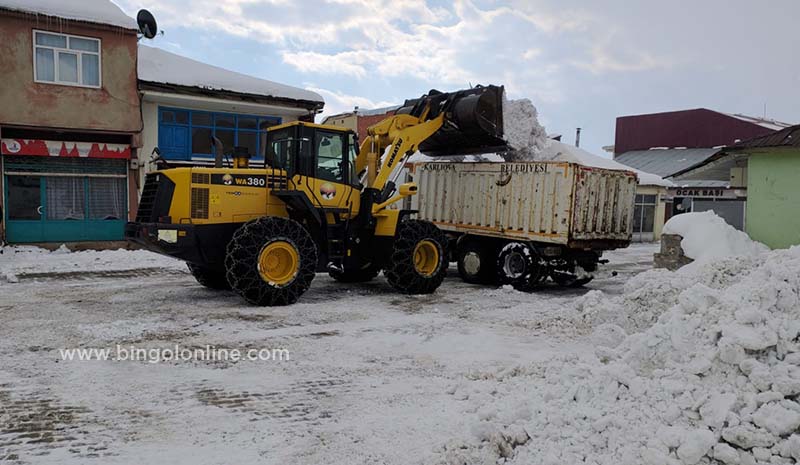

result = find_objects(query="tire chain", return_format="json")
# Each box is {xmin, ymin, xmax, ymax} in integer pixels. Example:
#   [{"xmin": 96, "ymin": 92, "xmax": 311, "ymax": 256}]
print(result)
[
  {"xmin": 225, "ymin": 217, "xmax": 318, "ymax": 306},
  {"xmin": 384, "ymin": 220, "xmax": 447, "ymax": 294}
]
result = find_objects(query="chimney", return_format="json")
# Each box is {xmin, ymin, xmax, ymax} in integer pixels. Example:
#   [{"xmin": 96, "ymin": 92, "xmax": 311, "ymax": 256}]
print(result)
[{"xmin": 575, "ymin": 128, "xmax": 582, "ymax": 148}]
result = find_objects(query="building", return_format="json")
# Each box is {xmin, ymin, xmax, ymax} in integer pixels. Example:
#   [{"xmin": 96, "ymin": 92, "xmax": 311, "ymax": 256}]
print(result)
[
  {"xmin": 137, "ymin": 45, "xmax": 324, "ymax": 177},
  {"xmin": 675, "ymin": 125, "xmax": 800, "ymax": 249},
  {"xmin": 612, "ymin": 108, "xmax": 792, "ymax": 232},
  {"xmin": 0, "ymin": 1, "xmax": 141, "ymax": 244},
  {"xmin": 321, "ymin": 106, "xmax": 399, "ymax": 139}
]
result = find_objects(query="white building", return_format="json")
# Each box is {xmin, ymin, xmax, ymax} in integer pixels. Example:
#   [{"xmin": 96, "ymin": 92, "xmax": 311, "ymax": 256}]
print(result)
[{"xmin": 136, "ymin": 45, "xmax": 324, "ymax": 189}]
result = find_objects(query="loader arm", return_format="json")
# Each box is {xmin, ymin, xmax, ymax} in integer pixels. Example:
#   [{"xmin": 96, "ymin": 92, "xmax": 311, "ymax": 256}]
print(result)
[
  {"xmin": 357, "ymin": 112, "xmax": 445, "ymax": 191},
  {"xmin": 355, "ymin": 84, "xmax": 507, "ymax": 210}
]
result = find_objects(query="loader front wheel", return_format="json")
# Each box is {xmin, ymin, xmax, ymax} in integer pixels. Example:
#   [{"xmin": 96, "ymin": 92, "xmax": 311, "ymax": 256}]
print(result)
[
  {"xmin": 225, "ymin": 217, "xmax": 318, "ymax": 306},
  {"xmin": 385, "ymin": 220, "xmax": 447, "ymax": 294},
  {"xmin": 187, "ymin": 263, "xmax": 231, "ymax": 290}
]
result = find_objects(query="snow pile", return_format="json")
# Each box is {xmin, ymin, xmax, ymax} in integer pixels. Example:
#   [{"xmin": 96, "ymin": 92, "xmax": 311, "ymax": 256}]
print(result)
[
  {"xmin": 664, "ymin": 211, "xmax": 769, "ymax": 263},
  {"xmin": 437, "ymin": 245, "xmax": 800, "ymax": 465},
  {"xmin": 0, "ymin": 0, "xmax": 138, "ymax": 29},
  {"xmin": 502, "ymin": 98, "xmax": 550, "ymax": 157},
  {"xmin": 138, "ymin": 46, "xmax": 324, "ymax": 103},
  {"xmin": 539, "ymin": 140, "xmax": 674, "ymax": 187},
  {"xmin": 0, "ymin": 245, "xmax": 184, "ymax": 282}
]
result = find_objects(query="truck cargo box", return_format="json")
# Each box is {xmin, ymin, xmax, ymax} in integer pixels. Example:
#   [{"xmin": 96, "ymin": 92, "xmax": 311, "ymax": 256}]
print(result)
[{"xmin": 411, "ymin": 161, "xmax": 638, "ymax": 250}]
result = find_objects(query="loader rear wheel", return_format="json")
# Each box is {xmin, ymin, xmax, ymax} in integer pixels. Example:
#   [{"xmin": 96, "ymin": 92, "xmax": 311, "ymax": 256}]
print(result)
[
  {"xmin": 385, "ymin": 220, "xmax": 447, "ymax": 294},
  {"xmin": 329, "ymin": 264, "xmax": 381, "ymax": 283},
  {"xmin": 187, "ymin": 263, "xmax": 231, "ymax": 290},
  {"xmin": 497, "ymin": 242, "xmax": 547, "ymax": 292},
  {"xmin": 456, "ymin": 239, "xmax": 497, "ymax": 285},
  {"xmin": 225, "ymin": 217, "xmax": 318, "ymax": 306}
]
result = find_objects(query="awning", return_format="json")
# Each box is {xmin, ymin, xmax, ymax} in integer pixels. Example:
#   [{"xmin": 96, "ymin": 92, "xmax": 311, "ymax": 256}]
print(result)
[{"xmin": 1, "ymin": 138, "xmax": 130, "ymax": 159}]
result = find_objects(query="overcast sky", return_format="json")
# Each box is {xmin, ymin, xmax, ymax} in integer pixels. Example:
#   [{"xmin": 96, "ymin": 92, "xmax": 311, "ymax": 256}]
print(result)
[{"xmin": 116, "ymin": 0, "xmax": 800, "ymax": 156}]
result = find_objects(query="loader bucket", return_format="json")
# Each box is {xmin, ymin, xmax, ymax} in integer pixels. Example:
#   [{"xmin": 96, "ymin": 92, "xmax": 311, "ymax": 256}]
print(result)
[{"xmin": 397, "ymin": 85, "xmax": 507, "ymax": 156}]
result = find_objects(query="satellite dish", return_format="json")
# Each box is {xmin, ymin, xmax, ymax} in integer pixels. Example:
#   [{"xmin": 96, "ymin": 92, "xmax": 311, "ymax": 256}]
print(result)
[{"xmin": 137, "ymin": 9, "xmax": 158, "ymax": 39}]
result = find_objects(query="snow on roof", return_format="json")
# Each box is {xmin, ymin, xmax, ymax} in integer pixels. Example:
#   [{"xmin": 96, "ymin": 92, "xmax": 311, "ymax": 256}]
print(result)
[
  {"xmin": 138, "ymin": 45, "xmax": 324, "ymax": 105},
  {"xmin": 722, "ymin": 112, "xmax": 793, "ymax": 132},
  {"xmin": 358, "ymin": 105, "xmax": 401, "ymax": 117},
  {"xmin": 541, "ymin": 141, "xmax": 674, "ymax": 187},
  {"xmin": 0, "ymin": 0, "xmax": 138, "ymax": 30}
]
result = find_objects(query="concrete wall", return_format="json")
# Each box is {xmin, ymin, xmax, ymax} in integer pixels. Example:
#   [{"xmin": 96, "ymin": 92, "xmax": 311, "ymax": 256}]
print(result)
[
  {"xmin": 323, "ymin": 113, "xmax": 357, "ymax": 131},
  {"xmin": 746, "ymin": 149, "xmax": 800, "ymax": 249},
  {"xmin": 0, "ymin": 12, "xmax": 140, "ymax": 133}
]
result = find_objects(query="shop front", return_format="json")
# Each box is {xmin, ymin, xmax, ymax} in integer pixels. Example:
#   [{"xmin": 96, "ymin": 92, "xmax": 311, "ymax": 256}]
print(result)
[
  {"xmin": 668, "ymin": 186, "xmax": 747, "ymax": 230},
  {"xmin": 1, "ymin": 139, "xmax": 130, "ymax": 243}
]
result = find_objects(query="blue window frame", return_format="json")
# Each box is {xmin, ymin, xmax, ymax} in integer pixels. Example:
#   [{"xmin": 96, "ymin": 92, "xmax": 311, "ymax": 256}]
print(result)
[{"xmin": 157, "ymin": 107, "xmax": 282, "ymax": 162}]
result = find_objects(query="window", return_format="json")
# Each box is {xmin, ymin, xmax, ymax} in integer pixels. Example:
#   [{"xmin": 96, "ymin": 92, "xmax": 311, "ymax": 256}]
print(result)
[
  {"xmin": 88, "ymin": 178, "xmax": 126, "ymax": 220},
  {"xmin": 315, "ymin": 131, "xmax": 345, "ymax": 183},
  {"xmin": 157, "ymin": 108, "xmax": 281, "ymax": 162},
  {"xmin": 348, "ymin": 133, "xmax": 359, "ymax": 186},
  {"xmin": 633, "ymin": 193, "xmax": 657, "ymax": 236},
  {"xmin": 34, "ymin": 31, "xmax": 101, "ymax": 87},
  {"xmin": 46, "ymin": 177, "xmax": 85, "ymax": 220}
]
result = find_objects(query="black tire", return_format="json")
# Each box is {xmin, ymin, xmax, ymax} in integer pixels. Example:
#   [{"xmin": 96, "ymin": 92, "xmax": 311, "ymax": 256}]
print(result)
[
  {"xmin": 187, "ymin": 263, "xmax": 231, "ymax": 290},
  {"xmin": 385, "ymin": 220, "xmax": 448, "ymax": 294},
  {"xmin": 456, "ymin": 238, "xmax": 497, "ymax": 284},
  {"xmin": 225, "ymin": 217, "xmax": 318, "ymax": 306},
  {"xmin": 497, "ymin": 242, "xmax": 547, "ymax": 292},
  {"xmin": 329, "ymin": 264, "xmax": 381, "ymax": 283}
]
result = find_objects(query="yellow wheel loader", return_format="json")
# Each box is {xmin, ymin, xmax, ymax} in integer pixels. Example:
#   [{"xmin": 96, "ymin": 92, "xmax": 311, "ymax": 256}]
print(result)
[{"xmin": 127, "ymin": 85, "xmax": 507, "ymax": 306}]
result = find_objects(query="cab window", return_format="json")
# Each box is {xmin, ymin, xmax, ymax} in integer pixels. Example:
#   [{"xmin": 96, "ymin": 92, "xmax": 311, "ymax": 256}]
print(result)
[
  {"xmin": 315, "ymin": 131, "xmax": 345, "ymax": 183},
  {"xmin": 348, "ymin": 133, "xmax": 359, "ymax": 187}
]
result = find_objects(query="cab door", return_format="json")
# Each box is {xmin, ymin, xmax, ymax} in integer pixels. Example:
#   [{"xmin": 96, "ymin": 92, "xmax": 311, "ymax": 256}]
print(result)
[{"xmin": 294, "ymin": 128, "xmax": 360, "ymax": 216}]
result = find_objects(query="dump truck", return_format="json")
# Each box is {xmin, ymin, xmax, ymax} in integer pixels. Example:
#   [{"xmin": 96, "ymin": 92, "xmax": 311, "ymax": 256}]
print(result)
[
  {"xmin": 409, "ymin": 160, "xmax": 638, "ymax": 290},
  {"xmin": 127, "ymin": 85, "xmax": 509, "ymax": 306}
]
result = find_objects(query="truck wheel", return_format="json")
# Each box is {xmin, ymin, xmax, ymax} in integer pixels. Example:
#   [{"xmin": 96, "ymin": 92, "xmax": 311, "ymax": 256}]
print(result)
[
  {"xmin": 225, "ymin": 217, "xmax": 318, "ymax": 306},
  {"xmin": 457, "ymin": 239, "xmax": 497, "ymax": 284},
  {"xmin": 329, "ymin": 264, "xmax": 381, "ymax": 283},
  {"xmin": 385, "ymin": 220, "xmax": 447, "ymax": 294},
  {"xmin": 497, "ymin": 242, "xmax": 547, "ymax": 292},
  {"xmin": 187, "ymin": 263, "xmax": 231, "ymax": 290}
]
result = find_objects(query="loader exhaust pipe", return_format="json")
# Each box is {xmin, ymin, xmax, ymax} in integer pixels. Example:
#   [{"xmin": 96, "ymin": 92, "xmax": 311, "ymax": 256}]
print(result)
[
  {"xmin": 397, "ymin": 84, "xmax": 507, "ymax": 156},
  {"xmin": 212, "ymin": 136, "xmax": 225, "ymax": 168}
]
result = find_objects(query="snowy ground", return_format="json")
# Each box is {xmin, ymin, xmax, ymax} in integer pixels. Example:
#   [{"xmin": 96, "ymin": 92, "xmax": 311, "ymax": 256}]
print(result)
[{"xmin": 0, "ymin": 243, "xmax": 656, "ymax": 464}]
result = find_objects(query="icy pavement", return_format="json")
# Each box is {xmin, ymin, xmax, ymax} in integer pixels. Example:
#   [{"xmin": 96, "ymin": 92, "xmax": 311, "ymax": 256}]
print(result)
[{"xmin": 0, "ymin": 243, "xmax": 656, "ymax": 464}]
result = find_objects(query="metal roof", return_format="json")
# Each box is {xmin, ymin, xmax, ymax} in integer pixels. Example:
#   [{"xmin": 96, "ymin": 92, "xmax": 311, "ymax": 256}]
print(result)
[
  {"xmin": 730, "ymin": 124, "xmax": 800, "ymax": 149},
  {"xmin": 613, "ymin": 148, "xmax": 721, "ymax": 178}
]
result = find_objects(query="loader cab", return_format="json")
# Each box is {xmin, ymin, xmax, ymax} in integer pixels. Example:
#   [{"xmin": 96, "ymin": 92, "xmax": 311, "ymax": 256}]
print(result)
[{"xmin": 265, "ymin": 122, "xmax": 360, "ymax": 189}]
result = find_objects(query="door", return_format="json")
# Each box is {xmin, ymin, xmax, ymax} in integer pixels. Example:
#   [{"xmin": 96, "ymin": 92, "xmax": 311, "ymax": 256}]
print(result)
[
  {"xmin": 5, "ymin": 175, "xmax": 44, "ymax": 242},
  {"xmin": 295, "ymin": 129, "xmax": 360, "ymax": 214}
]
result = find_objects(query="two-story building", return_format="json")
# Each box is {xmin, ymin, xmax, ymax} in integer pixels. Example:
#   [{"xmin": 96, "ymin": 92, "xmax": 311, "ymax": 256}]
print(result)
[
  {"xmin": 0, "ymin": 2, "xmax": 327, "ymax": 246},
  {"xmin": 0, "ymin": 1, "xmax": 141, "ymax": 245},
  {"xmin": 137, "ymin": 45, "xmax": 324, "ymax": 178}
]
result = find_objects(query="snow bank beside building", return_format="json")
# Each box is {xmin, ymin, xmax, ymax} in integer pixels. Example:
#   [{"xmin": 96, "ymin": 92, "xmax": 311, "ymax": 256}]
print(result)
[
  {"xmin": 0, "ymin": 245, "xmax": 184, "ymax": 282},
  {"xmin": 437, "ymin": 244, "xmax": 800, "ymax": 465},
  {"xmin": 663, "ymin": 211, "xmax": 769, "ymax": 262}
]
